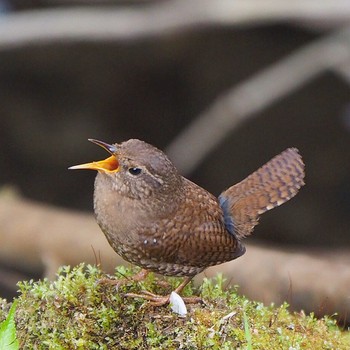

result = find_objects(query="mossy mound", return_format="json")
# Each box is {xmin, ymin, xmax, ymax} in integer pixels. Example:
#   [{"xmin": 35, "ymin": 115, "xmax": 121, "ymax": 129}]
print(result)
[{"xmin": 0, "ymin": 264, "xmax": 349, "ymax": 349}]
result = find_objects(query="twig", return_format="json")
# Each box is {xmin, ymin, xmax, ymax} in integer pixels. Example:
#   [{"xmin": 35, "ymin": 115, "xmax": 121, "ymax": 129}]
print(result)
[{"xmin": 166, "ymin": 27, "xmax": 350, "ymax": 174}]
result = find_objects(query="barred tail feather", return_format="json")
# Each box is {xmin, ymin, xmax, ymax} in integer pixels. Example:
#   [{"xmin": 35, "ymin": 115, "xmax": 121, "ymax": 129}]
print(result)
[{"xmin": 219, "ymin": 148, "xmax": 305, "ymax": 239}]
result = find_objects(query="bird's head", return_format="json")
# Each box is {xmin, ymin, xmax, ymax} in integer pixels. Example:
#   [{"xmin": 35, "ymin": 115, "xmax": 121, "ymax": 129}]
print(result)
[{"xmin": 69, "ymin": 139, "xmax": 183, "ymax": 201}]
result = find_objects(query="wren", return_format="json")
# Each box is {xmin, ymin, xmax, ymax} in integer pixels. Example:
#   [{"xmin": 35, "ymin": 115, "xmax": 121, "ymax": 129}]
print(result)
[{"xmin": 69, "ymin": 139, "xmax": 305, "ymax": 305}]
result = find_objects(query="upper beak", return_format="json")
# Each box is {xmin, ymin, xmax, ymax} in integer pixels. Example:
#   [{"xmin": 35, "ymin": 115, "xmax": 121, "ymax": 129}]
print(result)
[{"xmin": 68, "ymin": 139, "xmax": 120, "ymax": 173}]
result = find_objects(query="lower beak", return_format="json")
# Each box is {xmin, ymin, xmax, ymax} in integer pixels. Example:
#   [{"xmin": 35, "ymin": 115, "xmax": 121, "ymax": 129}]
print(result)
[{"xmin": 69, "ymin": 139, "xmax": 119, "ymax": 173}]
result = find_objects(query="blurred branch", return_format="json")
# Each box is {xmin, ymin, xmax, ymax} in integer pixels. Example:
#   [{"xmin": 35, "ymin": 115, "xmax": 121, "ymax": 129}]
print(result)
[
  {"xmin": 1, "ymin": 1, "xmax": 350, "ymax": 48},
  {"xmin": 1, "ymin": 2, "xmax": 350, "ymax": 174},
  {"xmin": 166, "ymin": 27, "xmax": 350, "ymax": 174},
  {"xmin": 0, "ymin": 187, "xmax": 119, "ymax": 279},
  {"xmin": 334, "ymin": 58, "xmax": 350, "ymax": 84}
]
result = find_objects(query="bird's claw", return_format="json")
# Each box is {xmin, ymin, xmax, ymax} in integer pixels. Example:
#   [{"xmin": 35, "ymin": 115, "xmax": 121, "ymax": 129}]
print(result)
[
  {"xmin": 97, "ymin": 277, "xmax": 134, "ymax": 292},
  {"xmin": 124, "ymin": 290, "xmax": 202, "ymax": 306},
  {"xmin": 124, "ymin": 291, "xmax": 170, "ymax": 306},
  {"xmin": 97, "ymin": 277, "xmax": 121, "ymax": 286},
  {"xmin": 97, "ymin": 269, "xmax": 150, "ymax": 290}
]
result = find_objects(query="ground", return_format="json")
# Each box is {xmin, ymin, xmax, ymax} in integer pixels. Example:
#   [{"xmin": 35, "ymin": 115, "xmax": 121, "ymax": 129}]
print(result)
[{"xmin": 0, "ymin": 264, "xmax": 349, "ymax": 349}]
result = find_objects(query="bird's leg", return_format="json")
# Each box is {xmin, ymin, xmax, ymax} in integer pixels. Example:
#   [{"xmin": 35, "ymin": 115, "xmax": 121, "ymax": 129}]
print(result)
[
  {"xmin": 98, "ymin": 268, "xmax": 149, "ymax": 288},
  {"xmin": 124, "ymin": 276, "xmax": 202, "ymax": 306},
  {"xmin": 131, "ymin": 269, "xmax": 150, "ymax": 282}
]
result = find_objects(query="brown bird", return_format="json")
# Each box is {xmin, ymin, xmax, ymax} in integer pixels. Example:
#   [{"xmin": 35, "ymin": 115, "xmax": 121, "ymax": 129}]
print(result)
[{"xmin": 69, "ymin": 139, "xmax": 305, "ymax": 305}]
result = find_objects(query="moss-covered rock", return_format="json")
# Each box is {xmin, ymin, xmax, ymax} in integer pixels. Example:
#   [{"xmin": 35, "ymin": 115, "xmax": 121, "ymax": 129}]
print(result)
[{"xmin": 0, "ymin": 264, "xmax": 348, "ymax": 349}]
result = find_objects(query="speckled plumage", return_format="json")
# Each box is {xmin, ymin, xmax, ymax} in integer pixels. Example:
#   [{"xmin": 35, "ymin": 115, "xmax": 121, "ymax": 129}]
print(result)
[{"xmin": 71, "ymin": 139, "xmax": 305, "ymax": 278}]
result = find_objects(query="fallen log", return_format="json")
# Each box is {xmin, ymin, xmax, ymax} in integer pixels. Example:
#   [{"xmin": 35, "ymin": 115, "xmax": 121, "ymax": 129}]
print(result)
[{"xmin": 0, "ymin": 188, "xmax": 349, "ymax": 322}]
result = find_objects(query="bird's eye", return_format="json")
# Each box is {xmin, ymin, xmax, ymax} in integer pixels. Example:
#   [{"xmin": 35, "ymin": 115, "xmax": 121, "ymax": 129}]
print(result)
[{"xmin": 128, "ymin": 167, "xmax": 142, "ymax": 176}]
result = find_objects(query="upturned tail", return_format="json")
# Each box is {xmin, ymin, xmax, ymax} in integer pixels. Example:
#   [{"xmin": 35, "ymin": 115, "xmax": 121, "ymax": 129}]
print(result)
[{"xmin": 218, "ymin": 148, "xmax": 305, "ymax": 239}]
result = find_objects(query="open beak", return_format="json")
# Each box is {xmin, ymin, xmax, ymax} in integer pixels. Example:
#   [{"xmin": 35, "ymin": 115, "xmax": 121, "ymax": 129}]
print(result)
[{"xmin": 68, "ymin": 139, "xmax": 119, "ymax": 173}]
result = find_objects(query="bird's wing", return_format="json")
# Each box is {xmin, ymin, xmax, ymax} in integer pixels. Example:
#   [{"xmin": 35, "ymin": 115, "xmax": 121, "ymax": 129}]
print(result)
[{"xmin": 136, "ymin": 178, "xmax": 245, "ymax": 268}]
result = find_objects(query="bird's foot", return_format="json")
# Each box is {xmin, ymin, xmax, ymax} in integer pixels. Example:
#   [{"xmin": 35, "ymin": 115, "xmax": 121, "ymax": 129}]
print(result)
[
  {"xmin": 124, "ymin": 290, "xmax": 202, "ymax": 306},
  {"xmin": 124, "ymin": 276, "xmax": 202, "ymax": 306},
  {"xmin": 98, "ymin": 269, "xmax": 149, "ymax": 289}
]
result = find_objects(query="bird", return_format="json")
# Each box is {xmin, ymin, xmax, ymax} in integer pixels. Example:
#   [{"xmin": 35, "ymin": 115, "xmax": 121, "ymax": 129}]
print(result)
[{"xmin": 69, "ymin": 139, "xmax": 305, "ymax": 305}]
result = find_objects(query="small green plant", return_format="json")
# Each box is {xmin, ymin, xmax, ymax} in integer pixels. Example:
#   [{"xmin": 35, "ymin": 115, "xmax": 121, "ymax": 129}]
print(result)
[
  {"xmin": 0, "ymin": 300, "xmax": 19, "ymax": 350},
  {"xmin": 243, "ymin": 303, "xmax": 253, "ymax": 350}
]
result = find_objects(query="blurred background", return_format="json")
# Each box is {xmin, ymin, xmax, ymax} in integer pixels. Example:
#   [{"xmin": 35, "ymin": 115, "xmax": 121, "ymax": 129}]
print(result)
[{"xmin": 1, "ymin": 0, "xmax": 350, "ymax": 324}]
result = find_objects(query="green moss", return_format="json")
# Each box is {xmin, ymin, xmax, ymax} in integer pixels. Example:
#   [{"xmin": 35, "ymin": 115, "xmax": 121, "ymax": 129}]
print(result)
[{"xmin": 0, "ymin": 264, "xmax": 348, "ymax": 349}]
